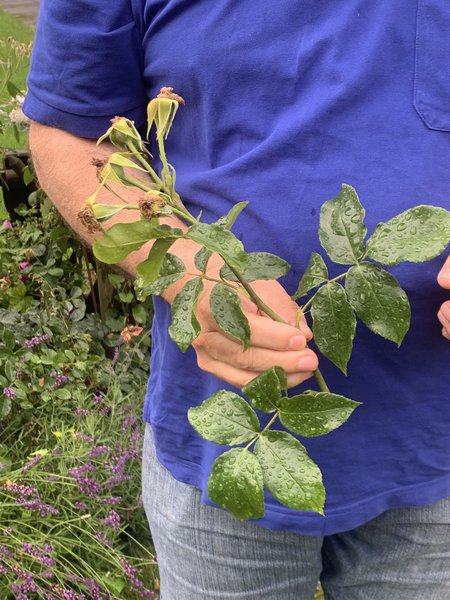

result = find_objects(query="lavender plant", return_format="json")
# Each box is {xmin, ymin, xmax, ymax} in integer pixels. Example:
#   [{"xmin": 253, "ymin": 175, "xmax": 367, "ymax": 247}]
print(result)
[
  {"xmin": 83, "ymin": 88, "xmax": 450, "ymax": 520},
  {"xmin": 0, "ymin": 199, "xmax": 157, "ymax": 598}
]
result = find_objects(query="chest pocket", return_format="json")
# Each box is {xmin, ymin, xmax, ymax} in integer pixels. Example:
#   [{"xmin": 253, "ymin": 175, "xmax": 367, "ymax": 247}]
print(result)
[{"xmin": 414, "ymin": 0, "xmax": 450, "ymax": 131}]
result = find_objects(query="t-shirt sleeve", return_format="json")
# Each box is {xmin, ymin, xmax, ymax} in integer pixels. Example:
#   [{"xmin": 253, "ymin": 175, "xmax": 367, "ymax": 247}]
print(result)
[{"xmin": 23, "ymin": 0, "xmax": 147, "ymax": 138}]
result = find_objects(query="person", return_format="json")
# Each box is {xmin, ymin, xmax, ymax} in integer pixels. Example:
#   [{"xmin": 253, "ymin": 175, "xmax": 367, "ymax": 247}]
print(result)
[{"xmin": 24, "ymin": 1, "xmax": 450, "ymax": 598}]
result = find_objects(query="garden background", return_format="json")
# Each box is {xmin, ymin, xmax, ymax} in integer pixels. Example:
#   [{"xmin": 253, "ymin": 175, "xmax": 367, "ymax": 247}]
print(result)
[{"xmin": 0, "ymin": 9, "xmax": 324, "ymax": 599}]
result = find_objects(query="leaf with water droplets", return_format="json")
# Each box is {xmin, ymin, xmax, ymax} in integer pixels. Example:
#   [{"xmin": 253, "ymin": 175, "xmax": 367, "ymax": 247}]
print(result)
[
  {"xmin": 311, "ymin": 282, "xmax": 356, "ymax": 374},
  {"xmin": 242, "ymin": 366, "xmax": 287, "ymax": 413},
  {"xmin": 217, "ymin": 201, "xmax": 249, "ymax": 229},
  {"xmin": 188, "ymin": 390, "xmax": 260, "ymax": 445},
  {"xmin": 187, "ymin": 223, "xmax": 248, "ymax": 271},
  {"xmin": 254, "ymin": 431, "xmax": 325, "ymax": 514},
  {"xmin": 139, "ymin": 253, "xmax": 185, "ymax": 296},
  {"xmin": 220, "ymin": 252, "xmax": 290, "ymax": 282},
  {"xmin": 210, "ymin": 283, "xmax": 250, "ymax": 350},
  {"xmin": 93, "ymin": 220, "xmax": 183, "ymax": 263},
  {"xmin": 319, "ymin": 184, "xmax": 367, "ymax": 264},
  {"xmin": 366, "ymin": 205, "xmax": 450, "ymax": 266},
  {"xmin": 208, "ymin": 448, "xmax": 264, "ymax": 520},
  {"xmin": 279, "ymin": 391, "xmax": 361, "ymax": 437},
  {"xmin": 169, "ymin": 277, "xmax": 203, "ymax": 351},
  {"xmin": 194, "ymin": 246, "xmax": 211, "ymax": 272},
  {"xmin": 346, "ymin": 262, "xmax": 410, "ymax": 345},
  {"xmin": 136, "ymin": 238, "xmax": 175, "ymax": 286},
  {"xmin": 292, "ymin": 252, "xmax": 329, "ymax": 300}
]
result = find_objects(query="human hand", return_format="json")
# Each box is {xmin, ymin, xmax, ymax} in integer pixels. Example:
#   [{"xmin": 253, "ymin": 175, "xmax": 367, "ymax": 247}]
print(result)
[
  {"xmin": 192, "ymin": 277, "xmax": 318, "ymax": 389},
  {"xmin": 437, "ymin": 254, "xmax": 450, "ymax": 340}
]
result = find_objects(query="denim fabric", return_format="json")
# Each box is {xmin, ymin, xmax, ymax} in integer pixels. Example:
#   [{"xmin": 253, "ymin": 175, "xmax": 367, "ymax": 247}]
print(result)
[{"xmin": 142, "ymin": 425, "xmax": 450, "ymax": 600}]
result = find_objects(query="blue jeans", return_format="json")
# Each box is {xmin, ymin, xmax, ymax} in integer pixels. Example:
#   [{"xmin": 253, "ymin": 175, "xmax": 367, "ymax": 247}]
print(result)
[{"xmin": 142, "ymin": 425, "xmax": 450, "ymax": 600}]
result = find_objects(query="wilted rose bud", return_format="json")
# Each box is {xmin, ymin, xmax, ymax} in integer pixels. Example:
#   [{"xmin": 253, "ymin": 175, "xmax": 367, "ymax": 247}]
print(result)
[
  {"xmin": 97, "ymin": 116, "xmax": 146, "ymax": 152},
  {"xmin": 147, "ymin": 87, "xmax": 185, "ymax": 140},
  {"xmin": 24, "ymin": 248, "xmax": 35, "ymax": 260}
]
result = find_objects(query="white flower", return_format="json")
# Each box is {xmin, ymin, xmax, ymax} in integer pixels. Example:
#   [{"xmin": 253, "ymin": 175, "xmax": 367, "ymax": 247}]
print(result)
[{"xmin": 9, "ymin": 107, "xmax": 29, "ymax": 126}]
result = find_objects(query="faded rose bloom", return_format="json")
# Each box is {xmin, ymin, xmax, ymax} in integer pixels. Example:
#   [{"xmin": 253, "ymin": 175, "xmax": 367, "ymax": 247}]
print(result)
[
  {"xmin": 120, "ymin": 325, "xmax": 143, "ymax": 345},
  {"xmin": 2, "ymin": 220, "xmax": 12, "ymax": 230}
]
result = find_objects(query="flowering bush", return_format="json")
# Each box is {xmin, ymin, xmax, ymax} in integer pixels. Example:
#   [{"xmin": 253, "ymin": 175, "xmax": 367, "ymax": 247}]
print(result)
[{"xmin": 0, "ymin": 194, "xmax": 157, "ymax": 597}]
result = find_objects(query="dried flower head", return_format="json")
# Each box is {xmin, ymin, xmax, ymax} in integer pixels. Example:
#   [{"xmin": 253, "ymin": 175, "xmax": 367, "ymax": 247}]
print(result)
[
  {"xmin": 120, "ymin": 325, "xmax": 143, "ymax": 345},
  {"xmin": 78, "ymin": 205, "xmax": 102, "ymax": 233},
  {"xmin": 139, "ymin": 192, "xmax": 170, "ymax": 219}
]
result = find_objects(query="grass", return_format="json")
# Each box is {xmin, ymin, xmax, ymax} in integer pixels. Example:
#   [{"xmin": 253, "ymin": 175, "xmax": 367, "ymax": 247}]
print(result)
[{"xmin": 0, "ymin": 9, "xmax": 34, "ymax": 149}]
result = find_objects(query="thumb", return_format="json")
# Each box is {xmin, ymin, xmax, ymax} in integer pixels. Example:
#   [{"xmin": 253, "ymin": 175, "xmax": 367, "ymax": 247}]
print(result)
[{"xmin": 437, "ymin": 254, "xmax": 450, "ymax": 289}]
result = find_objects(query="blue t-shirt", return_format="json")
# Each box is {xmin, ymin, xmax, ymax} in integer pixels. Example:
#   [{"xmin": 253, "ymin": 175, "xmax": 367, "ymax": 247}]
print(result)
[{"xmin": 24, "ymin": 0, "xmax": 450, "ymax": 535}]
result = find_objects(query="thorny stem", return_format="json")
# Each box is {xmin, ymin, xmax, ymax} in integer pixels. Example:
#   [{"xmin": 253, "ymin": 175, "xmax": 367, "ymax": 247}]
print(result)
[{"xmin": 226, "ymin": 262, "xmax": 330, "ymax": 393}]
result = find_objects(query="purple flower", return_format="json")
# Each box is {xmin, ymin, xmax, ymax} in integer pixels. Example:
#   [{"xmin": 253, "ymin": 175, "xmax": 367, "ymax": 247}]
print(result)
[
  {"xmin": 119, "ymin": 557, "xmax": 155, "ymax": 598},
  {"xmin": 103, "ymin": 510, "xmax": 120, "ymax": 530},
  {"xmin": 89, "ymin": 445, "xmax": 110, "ymax": 458},
  {"xmin": 22, "ymin": 453, "xmax": 42, "ymax": 474},
  {"xmin": 50, "ymin": 370, "xmax": 69, "ymax": 389},
  {"xmin": 24, "ymin": 334, "xmax": 50, "ymax": 349},
  {"xmin": 94, "ymin": 531, "xmax": 113, "ymax": 547},
  {"xmin": 3, "ymin": 386, "xmax": 15, "ymax": 400},
  {"xmin": 2, "ymin": 220, "xmax": 12, "ymax": 229},
  {"xmin": 18, "ymin": 261, "xmax": 30, "ymax": 270},
  {"xmin": 74, "ymin": 501, "xmax": 88, "ymax": 512}
]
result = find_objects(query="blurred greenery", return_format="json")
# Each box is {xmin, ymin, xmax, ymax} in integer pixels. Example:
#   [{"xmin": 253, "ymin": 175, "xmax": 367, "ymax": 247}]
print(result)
[{"xmin": 0, "ymin": 9, "xmax": 34, "ymax": 149}]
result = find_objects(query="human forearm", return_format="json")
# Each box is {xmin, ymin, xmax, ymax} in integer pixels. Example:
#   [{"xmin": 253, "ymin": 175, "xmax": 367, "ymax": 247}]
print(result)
[{"xmin": 28, "ymin": 121, "xmax": 206, "ymax": 297}]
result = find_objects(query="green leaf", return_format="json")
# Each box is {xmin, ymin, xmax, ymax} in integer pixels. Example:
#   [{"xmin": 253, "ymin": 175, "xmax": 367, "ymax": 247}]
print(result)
[
  {"xmin": 136, "ymin": 238, "xmax": 176, "ymax": 286},
  {"xmin": 311, "ymin": 282, "xmax": 356, "ymax": 374},
  {"xmin": 93, "ymin": 220, "xmax": 182, "ymax": 264},
  {"xmin": 345, "ymin": 262, "xmax": 410, "ymax": 345},
  {"xmin": 254, "ymin": 431, "xmax": 325, "ymax": 514},
  {"xmin": 54, "ymin": 388, "xmax": 71, "ymax": 400},
  {"xmin": 0, "ymin": 188, "xmax": 10, "ymax": 220},
  {"xmin": 140, "ymin": 253, "xmax": 186, "ymax": 296},
  {"xmin": 3, "ymin": 329, "xmax": 15, "ymax": 352},
  {"xmin": 366, "ymin": 205, "xmax": 450, "ymax": 266},
  {"xmin": 242, "ymin": 366, "xmax": 287, "ymax": 413},
  {"xmin": 188, "ymin": 390, "xmax": 260, "ymax": 445},
  {"xmin": 209, "ymin": 283, "xmax": 250, "ymax": 350},
  {"xmin": 279, "ymin": 391, "xmax": 361, "ymax": 437},
  {"xmin": 292, "ymin": 252, "xmax": 328, "ymax": 299},
  {"xmin": 194, "ymin": 246, "xmax": 211, "ymax": 272},
  {"xmin": 169, "ymin": 278, "xmax": 203, "ymax": 351},
  {"xmin": 208, "ymin": 448, "xmax": 264, "ymax": 520},
  {"xmin": 1, "ymin": 396, "xmax": 11, "ymax": 418},
  {"xmin": 319, "ymin": 184, "xmax": 367, "ymax": 264},
  {"xmin": 187, "ymin": 223, "xmax": 248, "ymax": 271},
  {"xmin": 91, "ymin": 203, "xmax": 125, "ymax": 221},
  {"xmin": 221, "ymin": 201, "xmax": 249, "ymax": 229},
  {"xmin": 220, "ymin": 252, "xmax": 290, "ymax": 282}
]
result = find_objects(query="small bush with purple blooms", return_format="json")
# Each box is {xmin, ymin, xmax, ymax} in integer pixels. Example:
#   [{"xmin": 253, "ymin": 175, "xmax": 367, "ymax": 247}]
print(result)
[{"xmin": 0, "ymin": 198, "xmax": 158, "ymax": 598}]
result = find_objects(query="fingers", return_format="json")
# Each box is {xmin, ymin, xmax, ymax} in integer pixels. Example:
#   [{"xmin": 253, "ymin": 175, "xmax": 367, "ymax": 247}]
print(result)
[
  {"xmin": 437, "ymin": 300, "xmax": 450, "ymax": 340},
  {"xmin": 194, "ymin": 329, "xmax": 318, "ymax": 391},
  {"xmin": 245, "ymin": 312, "xmax": 309, "ymax": 351},
  {"xmin": 195, "ymin": 354, "xmax": 317, "ymax": 390},
  {"xmin": 437, "ymin": 255, "xmax": 450, "ymax": 289}
]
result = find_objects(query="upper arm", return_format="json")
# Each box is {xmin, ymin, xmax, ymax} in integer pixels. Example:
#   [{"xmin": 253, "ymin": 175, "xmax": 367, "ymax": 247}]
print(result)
[{"xmin": 23, "ymin": 0, "xmax": 147, "ymax": 138}]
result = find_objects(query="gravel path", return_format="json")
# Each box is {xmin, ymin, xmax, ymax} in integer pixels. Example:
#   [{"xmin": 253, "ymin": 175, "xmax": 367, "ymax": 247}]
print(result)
[{"xmin": 0, "ymin": 0, "xmax": 40, "ymax": 26}]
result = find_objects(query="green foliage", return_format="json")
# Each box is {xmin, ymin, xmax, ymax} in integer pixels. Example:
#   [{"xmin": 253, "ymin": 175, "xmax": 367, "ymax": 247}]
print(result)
[
  {"xmin": 88, "ymin": 99, "xmax": 450, "ymax": 522},
  {"xmin": 0, "ymin": 196, "xmax": 157, "ymax": 597},
  {"xmin": 209, "ymin": 283, "xmax": 250, "ymax": 350}
]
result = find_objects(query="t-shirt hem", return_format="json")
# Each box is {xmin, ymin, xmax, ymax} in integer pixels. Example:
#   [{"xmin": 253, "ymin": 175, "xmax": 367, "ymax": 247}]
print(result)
[
  {"xmin": 23, "ymin": 89, "xmax": 146, "ymax": 139},
  {"xmin": 155, "ymin": 446, "xmax": 450, "ymax": 536}
]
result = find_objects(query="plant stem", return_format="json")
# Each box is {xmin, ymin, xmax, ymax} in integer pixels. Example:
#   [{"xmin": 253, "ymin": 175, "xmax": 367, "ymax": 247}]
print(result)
[
  {"xmin": 226, "ymin": 263, "xmax": 330, "ymax": 393},
  {"xmin": 128, "ymin": 142, "xmax": 163, "ymax": 188}
]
